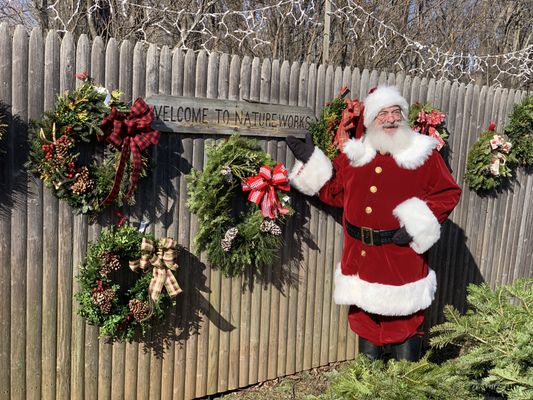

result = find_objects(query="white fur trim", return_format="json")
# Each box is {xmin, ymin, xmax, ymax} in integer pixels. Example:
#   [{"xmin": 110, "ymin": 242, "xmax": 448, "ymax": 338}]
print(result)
[
  {"xmin": 334, "ymin": 265, "xmax": 437, "ymax": 316},
  {"xmin": 363, "ymin": 86, "xmax": 409, "ymax": 128},
  {"xmin": 289, "ymin": 147, "xmax": 333, "ymax": 196},
  {"xmin": 392, "ymin": 133, "xmax": 438, "ymax": 169},
  {"xmin": 342, "ymin": 138, "xmax": 376, "ymax": 167},
  {"xmin": 393, "ymin": 197, "xmax": 441, "ymax": 254},
  {"xmin": 343, "ymin": 131, "xmax": 436, "ymax": 168}
]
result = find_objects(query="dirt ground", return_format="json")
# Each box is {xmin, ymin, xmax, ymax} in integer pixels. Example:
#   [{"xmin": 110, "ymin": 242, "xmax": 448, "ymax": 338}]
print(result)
[
  {"xmin": 200, "ymin": 345, "xmax": 454, "ymax": 399},
  {"xmin": 202, "ymin": 362, "xmax": 345, "ymax": 400}
]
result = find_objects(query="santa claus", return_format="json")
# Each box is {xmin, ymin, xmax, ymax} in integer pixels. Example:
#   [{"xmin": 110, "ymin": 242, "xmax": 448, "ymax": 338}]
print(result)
[{"xmin": 287, "ymin": 86, "xmax": 461, "ymax": 361}]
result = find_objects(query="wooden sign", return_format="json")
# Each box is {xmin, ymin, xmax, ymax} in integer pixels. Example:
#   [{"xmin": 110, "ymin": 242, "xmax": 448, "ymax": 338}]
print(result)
[{"xmin": 146, "ymin": 95, "xmax": 316, "ymax": 138}]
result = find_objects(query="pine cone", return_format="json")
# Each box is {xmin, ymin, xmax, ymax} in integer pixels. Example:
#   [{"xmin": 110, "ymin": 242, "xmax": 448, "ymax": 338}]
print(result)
[
  {"xmin": 269, "ymin": 223, "xmax": 282, "ymax": 236},
  {"xmin": 224, "ymin": 227, "xmax": 238, "ymax": 241},
  {"xmin": 260, "ymin": 220, "xmax": 282, "ymax": 236},
  {"xmin": 99, "ymin": 251, "xmax": 121, "ymax": 275},
  {"xmin": 92, "ymin": 288, "xmax": 115, "ymax": 314},
  {"xmin": 260, "ymin": 220, "xmax": 272, "ymax": 232},
  {"xmin": 55, "ymin": 142, "xmax": 69, "ymax": 160},
  {"xmin": 221, "ymin": 227, "xmax": 238, "ymax": 252},
  {"xmin": 129, "ymin": 299, "xmax": 151, "ymax": 322},
  {"xmin": 50, "ymin": 156, "xmax": 65, "ymax": 171},
  {"xmin": 221, "ymin": 238, "xmax": 232, "ymax": 252},
  {"xmin": 71, "ymin": 167, "xmax": 94, "ymax": 195}
]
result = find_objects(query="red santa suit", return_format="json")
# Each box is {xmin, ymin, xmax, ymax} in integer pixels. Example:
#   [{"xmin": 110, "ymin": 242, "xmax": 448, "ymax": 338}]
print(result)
[{"xmin": 289, "ymin": 110, "xmax": 461, "ymax": 345}]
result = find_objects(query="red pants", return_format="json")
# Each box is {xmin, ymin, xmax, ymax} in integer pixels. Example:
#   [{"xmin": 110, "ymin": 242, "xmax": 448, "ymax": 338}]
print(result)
[{"xmin": 348, "ymin": 306, "xmax": 425, "ymax": 346}]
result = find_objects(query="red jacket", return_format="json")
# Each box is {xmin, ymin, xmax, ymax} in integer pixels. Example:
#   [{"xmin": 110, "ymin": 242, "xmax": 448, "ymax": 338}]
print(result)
[{"xmin": 290, "ymin": 131, "xmax": 461, "ymax": 344}]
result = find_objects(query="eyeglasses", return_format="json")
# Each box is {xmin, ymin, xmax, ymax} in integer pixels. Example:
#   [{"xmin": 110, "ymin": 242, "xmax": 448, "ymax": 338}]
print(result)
[{"xmin": 376, "ymin": 108, "xmax": 403, "ymax": 121}]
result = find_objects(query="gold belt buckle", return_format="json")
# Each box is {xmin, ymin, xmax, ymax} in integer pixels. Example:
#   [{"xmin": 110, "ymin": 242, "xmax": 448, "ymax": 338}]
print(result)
[{"xmin": 361, "ymin": 226, "xmax": 374, "ymax": 246}]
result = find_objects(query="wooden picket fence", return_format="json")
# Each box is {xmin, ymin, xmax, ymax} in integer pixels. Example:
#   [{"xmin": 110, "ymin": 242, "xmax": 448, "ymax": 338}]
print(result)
[{"xmin": 0, "ymin": 24, "xmax": 531, "ymax": 400}]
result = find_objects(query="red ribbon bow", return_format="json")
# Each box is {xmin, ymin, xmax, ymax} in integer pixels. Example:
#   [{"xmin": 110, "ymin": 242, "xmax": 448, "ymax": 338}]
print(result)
[
  {"xmin": 241, "ymin": 162, "xmax": 290, "ymax": 219},
  {"xmin": 428, "ymin": 126, "xmax": 445, "ymax": 150},
  {"xmin": 99, "ymin": 97, "xmax": 160, "ymax": 205},
  {"xmin": 334, "ymin": 97, "xmax": 363, "ymax": 149},
  {"xmin": 416, "ymin": 111, "xmax": 446, "ymax": 151}
]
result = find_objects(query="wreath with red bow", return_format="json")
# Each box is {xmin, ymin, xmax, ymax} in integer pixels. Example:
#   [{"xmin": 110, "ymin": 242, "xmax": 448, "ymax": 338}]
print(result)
[
  {"xmin": 309, "ymin": 86, "xmax": 364, "ymax": 160},
  {"xmin": 408, "ymin": 102, "xmax": 449, "ymax": 151},
  {"xmin": 26, "ymin": 74, "xmax": 160, "ymax": 215},
  {"xmin": 186, "ymin": 135, "xmax": 293, "ymax": 277}
]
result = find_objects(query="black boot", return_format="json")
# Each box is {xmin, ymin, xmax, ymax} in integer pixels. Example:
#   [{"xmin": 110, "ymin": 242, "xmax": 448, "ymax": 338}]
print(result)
[
  {"xmin": 358, "ymin": 337, "xmax": 383, "ymax": 360},
  {"xmin": 391, "ymin": 335, "xmax": 422, "ymax": 361}
]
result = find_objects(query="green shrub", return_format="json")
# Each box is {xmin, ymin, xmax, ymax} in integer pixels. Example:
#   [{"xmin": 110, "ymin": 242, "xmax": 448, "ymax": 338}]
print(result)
[{"xmin": 319, "ymin": 279, "xmax": 532, "ymax": 400}]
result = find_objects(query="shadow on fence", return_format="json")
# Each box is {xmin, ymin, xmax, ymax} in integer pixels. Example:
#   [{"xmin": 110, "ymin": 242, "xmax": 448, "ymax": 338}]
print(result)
[{"xmin": 0, "ymin": 103, "xmax": 29, "ymax": 218}]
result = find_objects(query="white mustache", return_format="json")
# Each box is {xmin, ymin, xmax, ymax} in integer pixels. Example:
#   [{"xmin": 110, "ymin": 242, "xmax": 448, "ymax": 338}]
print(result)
[
  {"xmin": 382, "ymin": 122, "xmax": 399, "ymax": 128},
  {"xmin": 380, "ymin": 120, "xmax": 408, "ymax": 129}
]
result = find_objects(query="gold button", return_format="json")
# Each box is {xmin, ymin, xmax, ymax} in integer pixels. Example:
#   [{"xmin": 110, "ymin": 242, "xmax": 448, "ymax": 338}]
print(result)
[
  {"xmin": 361, "ymin": 250, "xmax": 366, "ymax": 257},
  {"xmin": 370, "ymin": 186, "xmax": 377, "ymax": 193},
  {"xmin": 375, "ymin": 166, "xmax": 382, "ymax": 174},
  {"xmin": 365, "ymin": 206, "xmax": 372, "ymax": 214}
]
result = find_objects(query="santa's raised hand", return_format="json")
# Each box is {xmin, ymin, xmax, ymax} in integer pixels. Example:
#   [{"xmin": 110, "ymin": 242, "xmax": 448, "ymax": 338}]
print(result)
[{"xmin": 286, "ymin": 133, "xmax": 314, "ymax": 163}]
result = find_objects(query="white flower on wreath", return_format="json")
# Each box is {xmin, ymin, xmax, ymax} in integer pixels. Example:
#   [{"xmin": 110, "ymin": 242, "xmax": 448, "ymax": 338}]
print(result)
[{"xmin": 95, "ymin": 86, "xmax": 112, "ymax": 106}]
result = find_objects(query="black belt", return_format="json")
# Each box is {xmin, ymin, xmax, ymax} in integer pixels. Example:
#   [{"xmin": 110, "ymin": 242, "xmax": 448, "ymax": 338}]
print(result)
[{"xmin": 345, "ymin": 219, "xmax": 398, "ymax": 246}]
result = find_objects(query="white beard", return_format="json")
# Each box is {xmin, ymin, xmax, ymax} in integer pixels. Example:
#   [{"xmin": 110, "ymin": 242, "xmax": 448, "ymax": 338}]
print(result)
[{"xmin": 365, "ymin": 121, "xmax": 414, "ymax": 155}]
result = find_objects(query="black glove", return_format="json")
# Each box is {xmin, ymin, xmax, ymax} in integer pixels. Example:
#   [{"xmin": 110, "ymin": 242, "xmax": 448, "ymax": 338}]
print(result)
[
  {"xmin": 392, "ymin": 227, "xmax": 413, "ymax": 246},
  {"xmin": 286, "ymin": 133, "xmax": 314, "ymax": 164}
]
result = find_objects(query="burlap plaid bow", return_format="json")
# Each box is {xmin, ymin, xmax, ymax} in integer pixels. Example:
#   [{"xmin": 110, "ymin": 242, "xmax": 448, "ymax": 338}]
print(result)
[
  {"xmin": 241, "ymin": 162, "xmax": 290, "ymax": 219},
  {"xmin": 129, "ymin": 237, "xmax": 182, "ymax": 301},
  {"xmin": 99, "ymin": 97, "xmax": 160, "ymax": 206}
]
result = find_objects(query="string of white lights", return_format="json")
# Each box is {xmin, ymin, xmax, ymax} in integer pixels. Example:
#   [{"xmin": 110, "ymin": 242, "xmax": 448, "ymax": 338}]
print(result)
[
  {"xmin": 329, "ymin": 0, "xmax": 532, "ymax": 85},
  {"xmin": 45, "ymin": 0, "xmax": 532, "ymax": 86}
]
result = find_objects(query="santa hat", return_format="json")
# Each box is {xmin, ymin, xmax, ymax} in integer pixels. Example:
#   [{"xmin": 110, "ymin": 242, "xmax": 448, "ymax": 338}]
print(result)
[{"xmin": 363, "ymin": 86, "xmax": 409, "ymax": 128}]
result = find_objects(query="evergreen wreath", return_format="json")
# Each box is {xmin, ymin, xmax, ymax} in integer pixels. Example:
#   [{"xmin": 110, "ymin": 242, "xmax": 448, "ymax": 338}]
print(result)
[
  {"xmin": 309, "ymin": 94, "xmax": 347, "ymax": 160},
  {"xmin": 465, "ymin": 124, "xmax": 516, "ymax": 192},
  {"xmin": 504, "ymin": 95, "xmax": 533, "ymax": 168},
  {"xmin": 26, "ymin": 73, "xmax": 160, "ymax": 215},
  {"xmin": 309, "ymin": 87, "xmax": 363, "ymax": 160},
  {"xmin": 186, "ymin": 135, "xmax": 293, "ymax": 277},
  {"xmin": 408, "ymin": 101, "xmax": 449, "ymax": 151},
  {"xmin": 76, "ymin": 224, "xmax": 180, "ymax": 341}
]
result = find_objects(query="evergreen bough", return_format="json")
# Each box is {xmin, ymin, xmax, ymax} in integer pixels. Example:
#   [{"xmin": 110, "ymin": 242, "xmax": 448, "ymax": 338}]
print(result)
[
  {"xmin": 315, "ymin": 279, "xmax": 532, "ymax": 400},
  {"xmin": 318, "ymin": 356, "xmax": 477, "ymax": 400},
  {"xmin": 430, "ymin": 279, "xmax": 532, "ymax": 400}
]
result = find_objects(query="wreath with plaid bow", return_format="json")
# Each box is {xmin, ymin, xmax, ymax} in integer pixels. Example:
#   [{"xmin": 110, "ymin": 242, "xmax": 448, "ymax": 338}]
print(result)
[
  {"xmin": 309, "ymin": 86, "xmax": 363, "ymax": 160},
  {"xmin": 26, "ymin": 74, "xmax": 160, "ymax": 215},
  {"xmin": 76, "ymin": 223, "xmax": 180, "ymax": 341},
  {"xmin": 186, "ymin": 135, "xmax": 293, "ymax": 277}
]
